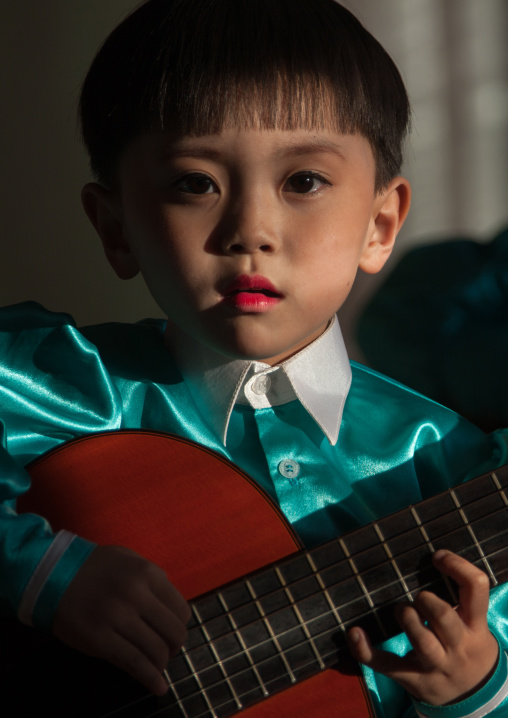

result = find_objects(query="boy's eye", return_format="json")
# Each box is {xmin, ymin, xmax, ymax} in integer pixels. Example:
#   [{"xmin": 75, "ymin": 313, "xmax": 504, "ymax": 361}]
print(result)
[
  {"xmin": 174, "ymin": 173, "xmax": 216, "ymax": 194},
  {"xmin": 285, "ymin": 172, "xmax": 330, "ymax": 194}
]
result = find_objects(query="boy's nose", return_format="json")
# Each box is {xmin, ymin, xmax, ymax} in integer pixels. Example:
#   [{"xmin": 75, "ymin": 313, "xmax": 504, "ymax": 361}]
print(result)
[
  {"xmin": 223, "ymin": 233, "xmax": 277, "ymax": 255},
  {"xmin": 220, "ymin": 197, "xmax": 281, "ymax": 255}
]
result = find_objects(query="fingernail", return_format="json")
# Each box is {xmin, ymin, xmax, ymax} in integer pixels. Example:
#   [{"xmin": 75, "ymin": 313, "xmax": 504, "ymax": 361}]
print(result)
[
  {"xmin": 433, "ymin": 549, "xmax": 451, "ymax": 560},
  {"xmin": 349, "ymin": 629, "xmax": 361, "ymax": 643}
]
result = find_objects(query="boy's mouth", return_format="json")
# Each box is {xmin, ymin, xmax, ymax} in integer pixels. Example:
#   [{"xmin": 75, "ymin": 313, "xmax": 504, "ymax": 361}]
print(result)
[{"xmin": 221, "ymin": 275, "xmax": 283, "ymax": 311}]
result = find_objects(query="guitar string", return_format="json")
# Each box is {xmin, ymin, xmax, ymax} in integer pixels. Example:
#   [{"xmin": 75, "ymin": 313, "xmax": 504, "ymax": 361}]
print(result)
[
  {"xmin": 97, "ymin": 477, "xmax": 505, "ymax": 716},
  {"xmin": 155, "ymin": 509, "xmax": 508, "ymax": 712},
  {"xmin": 174, "ymin": 553, "xmax": 508, "ymax": 705},
  {"xmin": 209, "ymin": 475, "xmax": 508, "ymax": 625},
  {"xmin": 102, "ymin": 543, "xmax": 508, "ymax": 718},
  {"xmin": 100, "ymin": 523, "xmax": 508, "ymax": 717},
  {"xmin": 186, "ymin": 495, "xmax": 508, "ymax": 646},
  {"xmin": 97, "ymin": 490, "xmax": 508, "ymax": 714}
]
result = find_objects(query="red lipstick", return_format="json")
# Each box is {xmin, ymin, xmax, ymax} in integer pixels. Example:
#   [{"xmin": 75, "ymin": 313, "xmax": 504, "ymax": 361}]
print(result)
[{"xmin": 222, "ymin": 274, "xmax": 282, "ymax": 312}]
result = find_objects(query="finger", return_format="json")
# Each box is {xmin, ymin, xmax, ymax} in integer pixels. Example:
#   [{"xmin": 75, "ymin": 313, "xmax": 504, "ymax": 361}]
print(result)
[
  {"xmin": 394, "ymin": 600, "xmax": 447, "ymax": 666},
  {"xmin": 347, "ymin": 626, "xmax": 437, "ymax": 701},
  {"xmin": 141, "ymin": 595, "xmax": 189, "ymax": 657},
  {"xmin": 151, "ymin": 573, "xmax": 192, "ymax": 626},
  {"xmin": 117, "ymin": 612, "xmax": 171, "ymax": 674},
  {"xmin": 347, "ymin": 627, "xmax": 410, "ymax": 675},
  {"xmin": 104, "ymin": 629, "xmax": 170, "ymax": 696},
  {"xmin": 411, "ymin": 591, "xmax": 464, "ymax": 650},
  {"xmin": 433, "ymin": 550, "xmax": 490, "ymax": 628},
  {"xmin": 109, "ymin": 546, "xmax": 190, "ymax": 625}
]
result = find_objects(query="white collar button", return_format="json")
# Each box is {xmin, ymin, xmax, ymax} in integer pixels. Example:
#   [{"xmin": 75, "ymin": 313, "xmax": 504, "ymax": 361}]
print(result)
[{"xmin": 251, "ymin": 374, "xmax": 271, "ymax": 395}]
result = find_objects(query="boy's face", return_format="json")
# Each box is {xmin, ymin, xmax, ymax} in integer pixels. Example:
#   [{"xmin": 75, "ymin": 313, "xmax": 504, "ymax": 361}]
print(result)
[{"xmin": 85, "ymin": 128, "xmax": 409, "ymax": 364}]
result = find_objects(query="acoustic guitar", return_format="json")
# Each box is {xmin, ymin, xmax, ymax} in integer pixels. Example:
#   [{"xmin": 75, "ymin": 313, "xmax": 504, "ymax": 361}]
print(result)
[{"xmin": 3, "ymin": 430, "xmax": 508, "ymax": 717}]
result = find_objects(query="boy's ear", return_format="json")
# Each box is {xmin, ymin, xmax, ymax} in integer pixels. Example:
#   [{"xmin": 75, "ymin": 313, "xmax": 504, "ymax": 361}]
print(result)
[
  {"xmin": 81, "ymin": 183, "xmax": 139, "ymax": 279},
  {"xmin": 359, "ymin": 177, "xmax": 411, "ymax": 274}
]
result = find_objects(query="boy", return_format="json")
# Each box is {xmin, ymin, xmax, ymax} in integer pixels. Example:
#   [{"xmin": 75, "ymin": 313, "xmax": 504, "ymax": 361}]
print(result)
[{"xmin": 0, "ymin": 0, "xmax": 507, "ymax": 716}]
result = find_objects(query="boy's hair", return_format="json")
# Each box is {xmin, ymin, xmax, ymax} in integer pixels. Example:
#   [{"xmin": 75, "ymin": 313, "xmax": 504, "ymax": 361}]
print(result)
[{"xmin": 80, "ymin": 0, "xmax": 410, "ymax": 191}]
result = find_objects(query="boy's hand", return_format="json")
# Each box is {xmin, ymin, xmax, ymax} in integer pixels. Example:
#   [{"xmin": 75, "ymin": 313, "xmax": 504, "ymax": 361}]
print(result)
[
  {"xmin": 347, "ymin": 550, "xmax": 498, "ymax": 706},
  {"xmin": 52, "ymin": 545, "xmax": 191, "ymax": 696}
]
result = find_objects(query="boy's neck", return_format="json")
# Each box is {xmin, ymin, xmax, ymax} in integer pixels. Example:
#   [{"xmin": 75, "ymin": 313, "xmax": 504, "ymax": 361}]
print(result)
[{"xmin": 163, "ymin": 318, "xmax": 334, "ymax": 369}]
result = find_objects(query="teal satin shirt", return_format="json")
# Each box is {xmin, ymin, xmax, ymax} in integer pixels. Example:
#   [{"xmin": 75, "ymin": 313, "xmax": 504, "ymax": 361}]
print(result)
[
  {"xmin": 1, "ymin": 302, "xmax": 508, "ymax": 718},
  {"xmin": 358, "ymin": 226, "xmax": 508, "ymax": 433}
]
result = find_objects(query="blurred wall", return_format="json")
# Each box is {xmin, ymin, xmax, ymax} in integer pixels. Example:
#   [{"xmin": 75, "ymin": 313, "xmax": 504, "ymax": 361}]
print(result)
[{"xmin": 1, "ymin": 1, "xmax": 507, "ymax": 342}]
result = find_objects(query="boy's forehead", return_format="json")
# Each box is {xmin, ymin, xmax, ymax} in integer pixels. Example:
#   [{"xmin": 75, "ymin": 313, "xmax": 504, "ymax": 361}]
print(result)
[{"xmin": 124, "ymin": 127, "xmax": 376, "ymax": 168}]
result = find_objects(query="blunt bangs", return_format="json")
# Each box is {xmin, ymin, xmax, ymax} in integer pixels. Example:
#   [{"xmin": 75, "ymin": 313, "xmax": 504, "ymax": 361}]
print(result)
[{"xmin": 80, "ymin": 0, "xmax": 410, "ymax": 189}]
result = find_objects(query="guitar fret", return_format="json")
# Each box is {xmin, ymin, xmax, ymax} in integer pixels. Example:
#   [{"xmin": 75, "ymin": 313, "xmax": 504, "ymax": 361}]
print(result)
[
  {"xmin": 338, "ymin": 537, "xmax": 387, "ymax": 639},
  {"xmin": 410, "ymin": 506, "xmax": 434, "ymax": 548},
  {"xmin": 244, "ymin": 577, "xmax": 297, "ymax": 683},
  {"xmin": 192, "ymin": 605, "xmax": 243, "ymax": 712},
  {"xmin": 216, "ymin": 592, "xmax": 270, "ymax": 698},
  {"xmin": 273, "ymin": 566, "xmax": 326, "ymax": 670},
  {"xmin": 492, "ymin": 472, "xmax": 508, "ymax": 506},
  {"xmin": 450, "ymin": 489, "xmax": 498, "ymax": 586},
  {"xmin": 181, "ymin": 645, "xmax": 218, "ymax": 718},
  {"xmin": 373, "ymin": 522, "xmax": 414, "ymax": 602},
  {"xmin": 305, "ymin": 551, "xmax": 347, "ymax": 633},
  {"xmin": 410, "ymin": 506, "xmax": 459, "ymax": 604},
  {"xmin": 163, "ymin": 669, "xmax": 192, "ymax": 718}
]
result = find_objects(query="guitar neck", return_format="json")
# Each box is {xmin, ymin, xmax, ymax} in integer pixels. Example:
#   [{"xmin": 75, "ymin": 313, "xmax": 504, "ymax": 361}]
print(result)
[{"xmin": 163, "ymin": 465, "xmax": 508, "ymax": 718}]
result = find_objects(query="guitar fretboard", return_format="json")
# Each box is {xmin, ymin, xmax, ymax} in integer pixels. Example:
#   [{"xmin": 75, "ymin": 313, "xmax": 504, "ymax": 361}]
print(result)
[{"xmin": 104, "ymin": 465, "xmax": 508, "ymax": 718}]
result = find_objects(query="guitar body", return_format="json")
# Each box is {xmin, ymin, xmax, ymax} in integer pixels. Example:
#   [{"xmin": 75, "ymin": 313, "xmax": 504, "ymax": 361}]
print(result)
[{"xmin": 12, "ymin": 431, "xmax": 373, "ymax": 717}]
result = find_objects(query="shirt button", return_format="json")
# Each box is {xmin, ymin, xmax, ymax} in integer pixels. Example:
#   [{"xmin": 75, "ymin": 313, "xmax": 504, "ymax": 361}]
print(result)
[
  {"xmin": 278, "ymin": 459, "xmax": 300, "ymax": 480},
  {"xmin": 252, "ymin": 374, "xmax": 271, "ymax": 395}
]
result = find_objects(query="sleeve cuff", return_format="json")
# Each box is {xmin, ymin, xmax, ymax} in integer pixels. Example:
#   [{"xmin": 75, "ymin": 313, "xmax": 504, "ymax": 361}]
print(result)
[
  {"xmin": 413, "ymin": 645, "xmax": 508, "ymax": 718},
  {"xmin": 17, "ymin": 530, "xmax": 96, "ymax": 632}
]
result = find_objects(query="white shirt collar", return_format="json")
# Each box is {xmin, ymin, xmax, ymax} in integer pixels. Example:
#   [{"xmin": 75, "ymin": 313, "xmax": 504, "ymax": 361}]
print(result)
[{"xmin": 165, "ymin": 315, "xmax": 352, "ymax": 446}]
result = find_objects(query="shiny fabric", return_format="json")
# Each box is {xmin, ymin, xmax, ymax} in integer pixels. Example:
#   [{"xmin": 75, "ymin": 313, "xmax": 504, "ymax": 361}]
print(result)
[
  {"xmin": 1, "ymin": 302, "xmax": 508, "ymax": 717},
  {"xmin": 358, "ymin": 226, "xmax": 508, "ymax": 432}
]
